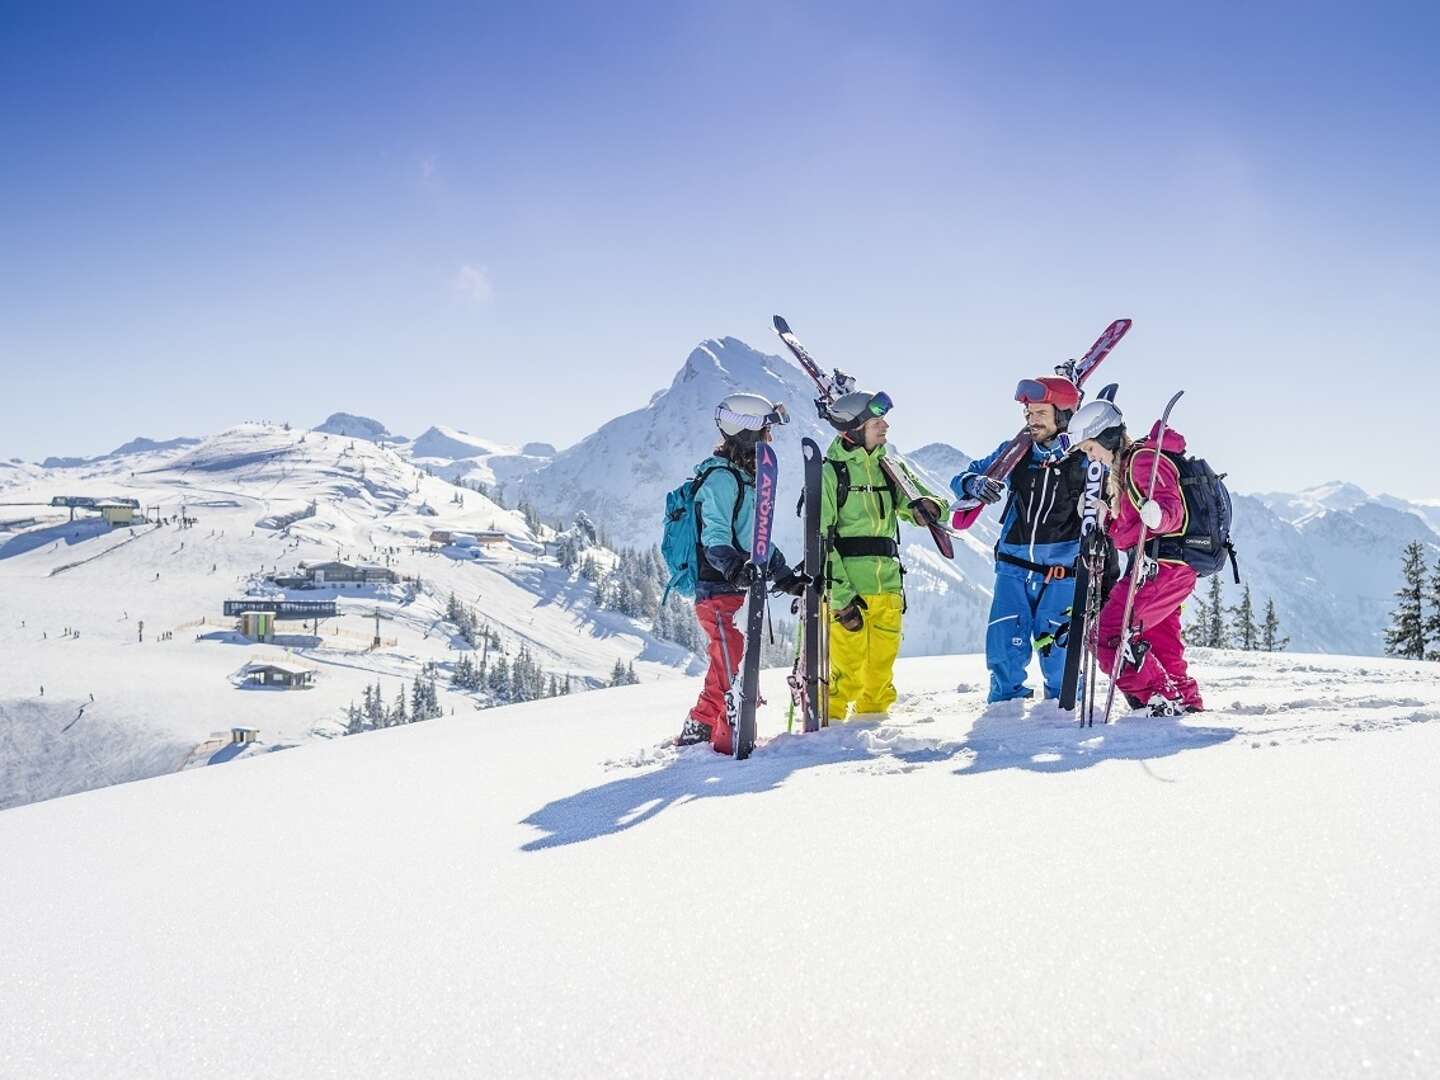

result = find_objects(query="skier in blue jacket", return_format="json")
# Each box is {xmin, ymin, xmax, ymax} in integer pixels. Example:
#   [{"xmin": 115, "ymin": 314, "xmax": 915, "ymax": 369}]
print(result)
[{"xmin": 952, "ymin": 376, "xmax": 1089, "ymax": 702}]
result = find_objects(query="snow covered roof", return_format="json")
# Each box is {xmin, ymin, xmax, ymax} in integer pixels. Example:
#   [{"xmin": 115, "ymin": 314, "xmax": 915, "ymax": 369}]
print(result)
[{"xmin": 243, "ymin": 662, "xmax": 315, "ymax": 677}]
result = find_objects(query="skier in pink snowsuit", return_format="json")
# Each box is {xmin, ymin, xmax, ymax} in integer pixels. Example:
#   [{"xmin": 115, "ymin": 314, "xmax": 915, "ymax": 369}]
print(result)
[{"xmin": 1067, "ymin": 403, "xmax": 1203, "ymax": 715}]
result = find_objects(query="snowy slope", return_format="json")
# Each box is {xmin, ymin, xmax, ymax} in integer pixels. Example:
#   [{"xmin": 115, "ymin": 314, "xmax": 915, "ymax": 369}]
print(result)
[
  {"xmin": 0, "ymin": 424, "xmax": 691, "ymax": 810},
  {"xmin": 2, "ymin": 649, "xmax": 1437, "ymax": 1078}
]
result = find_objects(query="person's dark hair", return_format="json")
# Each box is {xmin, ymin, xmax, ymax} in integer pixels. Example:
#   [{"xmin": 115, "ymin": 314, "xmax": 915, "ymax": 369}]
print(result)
[{"xmin": 714, "ymin": 435, "xmax": 757, "ymax": 473}]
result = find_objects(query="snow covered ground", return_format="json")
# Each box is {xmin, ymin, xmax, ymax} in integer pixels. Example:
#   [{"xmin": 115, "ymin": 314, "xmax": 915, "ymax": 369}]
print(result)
[
  {"xmin": 0, "ymin": 425, "xmax": 686, "ymax": 810},
  {"xmin": 3, "ymin": 649, "xmax": 1437, "ymax": 1078}
]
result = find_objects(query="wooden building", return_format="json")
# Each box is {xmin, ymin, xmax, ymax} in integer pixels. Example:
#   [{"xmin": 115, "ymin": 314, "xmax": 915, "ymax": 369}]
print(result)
[{"xmin": 241, "ymin": 662, "xmax": 316, "ymax": 690}]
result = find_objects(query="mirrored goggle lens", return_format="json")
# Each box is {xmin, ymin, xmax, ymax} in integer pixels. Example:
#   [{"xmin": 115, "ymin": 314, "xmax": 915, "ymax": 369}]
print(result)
[
  {"xmin": 867, "ymin": 391, "xmax": 893, "ymax": 417},
  {"xmin": 1015, "ymin": 379, "xmax": 1050, "ymax": 404}
]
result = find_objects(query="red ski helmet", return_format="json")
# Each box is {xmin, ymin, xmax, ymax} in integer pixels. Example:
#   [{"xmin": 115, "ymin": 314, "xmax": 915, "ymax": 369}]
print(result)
[
  {"xmin": 1014, "ymin": 376, "xmax": 1081, "ymax": 410},
  {"xmin": 1015, "ymin": 376, "xmax": 1080, "ymax": 430}
]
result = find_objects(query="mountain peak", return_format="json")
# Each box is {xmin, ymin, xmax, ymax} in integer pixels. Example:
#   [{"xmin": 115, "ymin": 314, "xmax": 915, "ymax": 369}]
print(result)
[{"xmin": 313, "ymin": 413, "xmax": 404, "ymax": 443}]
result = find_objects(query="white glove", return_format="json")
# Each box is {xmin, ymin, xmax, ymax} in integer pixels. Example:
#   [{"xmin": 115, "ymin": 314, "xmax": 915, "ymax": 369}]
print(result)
[{"xmin": 1139, "ymin": 499, "xmax": 1163, "ymax": 530}]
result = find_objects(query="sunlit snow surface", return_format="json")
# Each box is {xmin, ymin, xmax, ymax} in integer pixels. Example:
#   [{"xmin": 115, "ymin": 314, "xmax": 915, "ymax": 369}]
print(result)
[{"xmin": 2, "ymin": 650, "xmax": 1438, "ymax": 1078}]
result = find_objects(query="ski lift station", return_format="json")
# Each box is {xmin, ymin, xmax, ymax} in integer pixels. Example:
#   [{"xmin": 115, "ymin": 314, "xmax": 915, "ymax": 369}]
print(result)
[
  {"xmin": 223, "ymin": 599, "xmax": 338, "ymax": 641},
  {"xmin": 0, "ymin": 495, "xmax": 143, "ymax": 526}
]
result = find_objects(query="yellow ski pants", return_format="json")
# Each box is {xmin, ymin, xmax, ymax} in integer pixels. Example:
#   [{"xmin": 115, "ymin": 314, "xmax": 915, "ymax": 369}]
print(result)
[{"xmin": 828, "ymin": 592, "xmax": 903, "ymax": 720}]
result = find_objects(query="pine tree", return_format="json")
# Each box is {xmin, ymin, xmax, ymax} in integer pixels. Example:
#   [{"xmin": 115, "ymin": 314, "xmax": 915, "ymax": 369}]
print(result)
[
  {"xmin": 1426, "ymin": 556, "xmax": 1440, "ymax": 662},
  {"xmin": 1228, "ymin": 584, "xmax": 1259, "ymax": 651},
  {"xmin": 1385, "ymin": 540, "xmax": 1428, "ymax": 659},
  {"xmin": 1203, "ymin": 575, "xmax": 1227, "ymax": 648},
  {"xmin": 366, "ymin": 680, "xmax": 385, "ymax": 728},
  {"xmin": 609, "ymin": 658, "xmax": 628, "ymax": 687},
  {"xmin": 1261, "ymin": 597, "xmax": 1289, "ymax": 652},
  {"xmin": 391, "ymin": 683, "xmax": 408, "ymax": 726}
]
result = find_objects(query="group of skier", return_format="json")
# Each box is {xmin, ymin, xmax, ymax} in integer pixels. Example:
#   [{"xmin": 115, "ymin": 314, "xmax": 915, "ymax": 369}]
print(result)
[{"xmin": 670, "ymin": 319, "xmax": 1233, "ymax": 756}]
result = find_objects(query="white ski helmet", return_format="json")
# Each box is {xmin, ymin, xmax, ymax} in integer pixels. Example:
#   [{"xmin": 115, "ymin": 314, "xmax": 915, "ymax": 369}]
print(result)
[
  {"xmin": 824, "ymin": 390, "xmax": 893, "ymax": 433},
  {"xmin": 1062, "ymin": 399, "xmax": 1126, "ymax": 454},
  {"xmin": 714, "ymin": 393, "xmax": 789, "ymax": 439}
]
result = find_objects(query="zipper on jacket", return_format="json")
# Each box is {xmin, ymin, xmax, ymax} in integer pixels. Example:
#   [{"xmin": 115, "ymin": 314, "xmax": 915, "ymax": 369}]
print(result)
[{"xmin": 1029, "ymin": 465, "xmax": 1051, "ymax": 565}]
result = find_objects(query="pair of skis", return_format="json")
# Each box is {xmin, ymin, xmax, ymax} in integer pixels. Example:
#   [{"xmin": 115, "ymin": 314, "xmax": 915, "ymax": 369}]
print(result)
[
  {"xmin": 1095, "ymin": 390, "xmax": 1185, "ymax": 726},
  {"xmin": 715, "ymin": 440, "xmax": 779, "ymax": 760},
  {"xmin": 772, "ymin": 316, "xmax": 955, "ymax": 561},
  {"xmin": 950, "ymin": 319, "xmax": 1132, "ymax": 532},
  {"xmin": 1063, "ymin": 388, "xmax": 1186, "ymax": 725}
]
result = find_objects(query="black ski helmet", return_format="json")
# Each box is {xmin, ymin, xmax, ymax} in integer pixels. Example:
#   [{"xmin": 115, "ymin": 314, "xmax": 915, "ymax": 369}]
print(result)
[{"xmin": 824, "ymin": 390, "xmax": 893, "ymax": 434}]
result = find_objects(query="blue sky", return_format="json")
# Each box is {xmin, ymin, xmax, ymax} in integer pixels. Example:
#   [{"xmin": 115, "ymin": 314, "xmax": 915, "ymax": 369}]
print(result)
[{"xmin": 2, "ymin": 1, "xmax": 1438, "ymax": 496}]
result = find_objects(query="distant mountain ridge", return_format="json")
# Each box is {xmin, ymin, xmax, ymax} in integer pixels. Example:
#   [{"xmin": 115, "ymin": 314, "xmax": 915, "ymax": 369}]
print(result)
[
  {"xmin": 17, "ymin": 343, "xmax": 1440, "ymax": 659},
  {"xmin": 313, "ymin": 413, "xmax": 407, "ymax": 444},
  {"xmin": 39, "ymin": 435, "xmax": 201, "ymax": 469}
]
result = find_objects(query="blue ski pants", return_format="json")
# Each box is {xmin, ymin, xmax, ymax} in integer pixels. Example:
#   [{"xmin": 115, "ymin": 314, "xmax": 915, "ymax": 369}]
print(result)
[{"xmin": 985, "ymin": 569, "xmax": 1076, "ymax": 702}]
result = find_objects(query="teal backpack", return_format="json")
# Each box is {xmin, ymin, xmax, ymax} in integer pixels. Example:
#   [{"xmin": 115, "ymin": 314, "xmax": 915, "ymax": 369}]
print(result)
[{"xmin": 660, "ymin": 464, "xmax": 741, "ymax": 604}]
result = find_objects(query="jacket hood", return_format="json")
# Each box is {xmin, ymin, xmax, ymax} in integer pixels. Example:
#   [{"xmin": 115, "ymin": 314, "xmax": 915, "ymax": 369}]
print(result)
[{"xmin": 1145, "ymin": 420, "xmax": 1186, "ymax": 454}]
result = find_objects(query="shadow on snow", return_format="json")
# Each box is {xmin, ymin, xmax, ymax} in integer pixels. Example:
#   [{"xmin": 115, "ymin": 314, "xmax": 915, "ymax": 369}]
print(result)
[{"xmin": 519, "ymin": 710, "xmax": 1237, "ymax": 851}]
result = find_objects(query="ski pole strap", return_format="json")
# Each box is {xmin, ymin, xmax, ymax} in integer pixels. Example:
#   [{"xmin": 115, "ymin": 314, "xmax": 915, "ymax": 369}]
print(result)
[
  {"xmin": 833, "ymin": 536, "xmax": 900, "ymax": 559},
  {"xmin": 996, "ymin": 551, "xmax": 1072, "ymax": 579}
]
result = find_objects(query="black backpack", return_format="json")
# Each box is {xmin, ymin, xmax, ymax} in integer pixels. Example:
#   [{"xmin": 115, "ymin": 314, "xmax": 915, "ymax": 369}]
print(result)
[{"xmin": 1147, "ymin": 452, "xmax": 1240, "ymax": 583}]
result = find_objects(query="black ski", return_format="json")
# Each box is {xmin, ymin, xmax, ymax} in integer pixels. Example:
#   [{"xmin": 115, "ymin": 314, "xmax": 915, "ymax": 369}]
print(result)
[
  {"xmin": 735, "ymin": 441, "xmax": 779, "ymax": 759},
  {"xmin": 800, "ymin": 438, "xmax": 823, "ymax": 731},
  {"xmin": 1059, "ymin": 382, "xmax": 1118, "ymax": 713}
]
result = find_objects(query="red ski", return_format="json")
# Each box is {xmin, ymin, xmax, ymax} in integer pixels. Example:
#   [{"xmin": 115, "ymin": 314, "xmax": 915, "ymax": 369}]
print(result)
[{"xmin": 950, "ymin": 319, "xmax": 1131, "ymax": 531}]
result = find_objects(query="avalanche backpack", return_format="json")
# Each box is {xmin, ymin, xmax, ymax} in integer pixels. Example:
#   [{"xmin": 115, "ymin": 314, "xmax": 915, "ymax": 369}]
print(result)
[
  {"xmin": 1141, "ymin": 451, "xmax": 1241, "ymax": 583},
  {"xmin": 660, "ymin": 464, "xmax": 742, "ymax": 603}
]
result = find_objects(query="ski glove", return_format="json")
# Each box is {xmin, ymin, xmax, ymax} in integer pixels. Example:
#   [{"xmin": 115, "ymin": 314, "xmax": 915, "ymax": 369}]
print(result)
[
  {"xmin": 963, "ymin": 474, "xmax": 1004, "ymax": 504},
  {"xmin": 911, "ymin": 496, "xmax": 945, "ymax": 522},
  {"xmin": 834, "ymin": 597, "xmax": 867, "ymax": 633},
  {"xmin": 770, "ymin": 567, "xmax": 810, "ymax": 597},
  {"xmin": 728, "ymin": 562, "xmax": 757, "ymax": 589},
  {"xmin": 1138, "ymin": 499, "xmax": 1163, "ymax": 530}
]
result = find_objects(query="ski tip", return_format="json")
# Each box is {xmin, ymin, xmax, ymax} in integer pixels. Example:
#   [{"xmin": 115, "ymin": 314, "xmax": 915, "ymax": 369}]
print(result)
[{"xmin": 772, "ymin": 314, "xmax": 790, "ymax": 334}]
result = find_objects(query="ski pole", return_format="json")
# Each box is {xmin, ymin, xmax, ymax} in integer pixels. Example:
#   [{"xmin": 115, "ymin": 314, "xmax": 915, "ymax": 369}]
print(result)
[{"xmin": 1100, "ymin": 390, "xmax": 1183, "ymax": 724}]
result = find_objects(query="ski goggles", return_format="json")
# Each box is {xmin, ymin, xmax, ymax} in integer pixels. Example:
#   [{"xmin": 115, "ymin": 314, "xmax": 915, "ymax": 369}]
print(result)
[
  {"xmin": 865, "ymin": 391, "xmax": 893, "ymax": 418},
  {"xmin": 714, "ymin": 401, "xmax": 791, "ymax": 432},
  {"xmin": 1014, "ymin": 377, "xmax": 1080, "ymax": 409}
]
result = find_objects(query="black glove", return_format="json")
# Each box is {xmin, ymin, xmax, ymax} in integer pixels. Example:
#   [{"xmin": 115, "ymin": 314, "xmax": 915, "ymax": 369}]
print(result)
[
  {"xmin": 771, "ymin": 567, "xmax": 811, "ymax": 597},
  {"xmin": 834, "ymin": 597, "xmax": 866, "ymax": 633},
  {"xmin": 911, "ymin": 496, "xmax": 944, "ymax": 522},
  {"xmin": 728, "ymin": 562, "xmax": 756, "ymax": 589},
  {"xmin": 964, "ymin": 475, "xmax": 1004, "ymax": 505}
]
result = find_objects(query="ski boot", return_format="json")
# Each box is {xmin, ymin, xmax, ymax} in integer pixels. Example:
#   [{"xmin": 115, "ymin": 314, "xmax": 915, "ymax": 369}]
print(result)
[
  {"xmin": 675, "ymin": 715, "xmax": 713, "ymax": 747},
  {"xmin": 1146, "ymin": 693, "xmax": 1185, "ymax": 718}
]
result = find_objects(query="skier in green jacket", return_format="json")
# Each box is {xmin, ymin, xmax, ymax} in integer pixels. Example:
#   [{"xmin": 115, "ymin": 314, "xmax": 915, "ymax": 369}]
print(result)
[{"xmin": 820, "ymin": 390, "xmax": 947, "ymax": 720}]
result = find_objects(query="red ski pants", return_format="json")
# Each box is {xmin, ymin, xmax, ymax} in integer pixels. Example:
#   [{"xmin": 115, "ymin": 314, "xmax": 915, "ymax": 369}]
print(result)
[
  {"xmin": 1096, "ymin": 561, "xmax": 1203, "ymax": 710},
  {"xmin": 691, "ymin": 593, "xmax": 745, "ymax": 754}
]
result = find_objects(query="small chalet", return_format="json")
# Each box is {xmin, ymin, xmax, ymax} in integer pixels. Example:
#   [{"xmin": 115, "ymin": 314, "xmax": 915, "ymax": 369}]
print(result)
[{"xmin": 241, "ymin": 662, "xmax": 316, "ymax": 690}]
